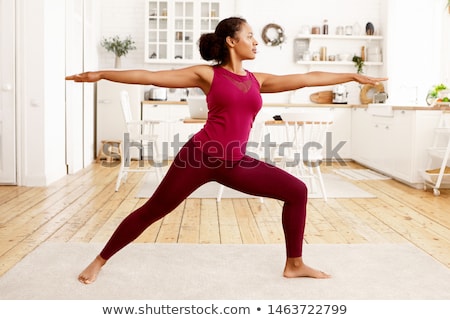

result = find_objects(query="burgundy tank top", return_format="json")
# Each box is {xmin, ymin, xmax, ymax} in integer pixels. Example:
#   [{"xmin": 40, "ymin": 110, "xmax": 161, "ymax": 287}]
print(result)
[{"xmin": 193, "ymin": 66, "xmax": 262, "ymax": 160}]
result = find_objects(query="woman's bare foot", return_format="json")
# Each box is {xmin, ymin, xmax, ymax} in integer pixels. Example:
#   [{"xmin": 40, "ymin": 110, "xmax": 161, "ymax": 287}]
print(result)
[
  {"xmin": 78, "ymin": 255, "xmax": 106, "ymax": 284},
  {"xmin": 283, "ymin": 257, "xmax": 331, "ymax": 279}
]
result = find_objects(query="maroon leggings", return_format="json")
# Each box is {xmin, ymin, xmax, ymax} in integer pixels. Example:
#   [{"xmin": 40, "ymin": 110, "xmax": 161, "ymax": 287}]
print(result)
[{"xmin": 100, "ymin": 139, "xmax": 308, "ymax": 260}]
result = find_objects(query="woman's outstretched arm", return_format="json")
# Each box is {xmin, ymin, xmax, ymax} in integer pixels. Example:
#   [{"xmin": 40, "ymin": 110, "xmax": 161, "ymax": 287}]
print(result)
[
  {"xmin": 255, "ymin": 71, "xmax": 388, "ymax": 93},
  {"xmin": 66, "ymin": 65, "xmax": 213, "ymax": 92}
]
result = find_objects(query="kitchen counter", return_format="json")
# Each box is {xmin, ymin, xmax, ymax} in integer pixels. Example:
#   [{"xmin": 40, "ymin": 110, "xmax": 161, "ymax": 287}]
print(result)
[
  {"xmin": 143, "ymin": 100, "xmax": 357, "ymax": 108},
  {"xmin": 142, "ymin": 100, "xmax": 187, "ymax": 105},
  {"xmin": 353, "ymin": 104, "xmax": 450, "ymax": 111},
  {"xmin": 142, "ymin": 100, "xmax": 450, "ymax": 111}
]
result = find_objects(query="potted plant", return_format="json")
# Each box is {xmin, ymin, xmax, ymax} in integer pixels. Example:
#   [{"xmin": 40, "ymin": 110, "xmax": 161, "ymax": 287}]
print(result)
[
  {"xmin": 426, "ymin": 83, "xmax": 449, "ymax": 105},
  {"xmin": 352, "ymin": 55, "xmax": 365, "ymax": 74},
  {"xmin": 100, "ymin": 35, "xmax": 136, "ymax": 68}
]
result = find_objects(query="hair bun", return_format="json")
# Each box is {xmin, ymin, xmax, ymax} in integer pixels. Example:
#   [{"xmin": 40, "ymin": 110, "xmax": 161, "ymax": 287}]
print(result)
[
  {"xmin": 198, "ymin": 17, "xmax": 246, "ymax": 64},
  {"xmin": 199, "ymin": 33, "xmax": 222, "ymax": 61}
]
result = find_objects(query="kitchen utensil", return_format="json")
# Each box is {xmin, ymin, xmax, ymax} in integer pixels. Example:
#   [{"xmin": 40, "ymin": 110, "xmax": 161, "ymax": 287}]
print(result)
[
  {"xmin": 332, "ymin": 85, "xmax": 348, "ymax": 104},
  {"xmin": 360, "ymin": 83, "xmax": 385, "ymax": 104},
  {"xmin": 310, "ymin": 90, "xmax": 333, "ymax": 104},
  {"xmin": 373, "ymin": 92, "xmax": 389, "ymax": 104},
  {"xmin": 148, "ymin": 87, "xmax": 168, "ymax": 101}
]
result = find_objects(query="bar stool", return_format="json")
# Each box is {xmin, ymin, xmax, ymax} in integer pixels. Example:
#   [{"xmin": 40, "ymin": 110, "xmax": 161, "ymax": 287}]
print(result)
[
  {"xmin": 97, "ymin": 139, "xmax": 122, "ymax": 163},
  {"xmin": 279, "ymin": 111, "xmax": 334, "ymax": 201},
  {"xmin": 115, "ymin": 91, "xmax": 164, "ymax": 192}
]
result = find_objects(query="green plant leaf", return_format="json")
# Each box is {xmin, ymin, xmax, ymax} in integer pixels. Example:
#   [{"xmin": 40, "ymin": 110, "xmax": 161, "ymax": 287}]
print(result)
[
  {"xmin": 100, "ymin": 35, "xmax": 136, "ymax": 57},
  {"xmin": 352, "ymin": 55, "xmax": 364, "ymax": 74}
]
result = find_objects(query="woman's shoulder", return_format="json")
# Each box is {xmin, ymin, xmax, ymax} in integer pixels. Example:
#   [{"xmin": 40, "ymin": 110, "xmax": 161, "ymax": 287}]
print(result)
[{"xmin": 188, "ymin": 64, "xmax": 215, "ymax": 77}]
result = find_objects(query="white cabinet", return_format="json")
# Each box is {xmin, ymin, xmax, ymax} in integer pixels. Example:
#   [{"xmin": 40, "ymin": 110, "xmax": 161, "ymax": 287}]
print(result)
[
  {"xmin": 169, "ymin": 105, "xmax": 199, "ymax": 144},
  {"xmin": 144, "ymin": 0, "xmax": 232, "ymax": 63},
  {"xmin": 142, "ymin": 102, "xmax": 198, "ymax": 158},
  {"xmin": 351, "ymin": 107, "xmax": 375, "ymax": 165},
  {"xmin": 351, "ymin": 107, "xmax": 442, "ymax": 187},
  {"xmin": 96, "ymin": 81, "xmax": 143, "ymax": 158},
  {"xmin": 327, "ymin": 107, "xmax": 352, "ymax": 160},
  {"xmin": 141, "ymin": 102, "xmax": 170, "ymax": 141}
]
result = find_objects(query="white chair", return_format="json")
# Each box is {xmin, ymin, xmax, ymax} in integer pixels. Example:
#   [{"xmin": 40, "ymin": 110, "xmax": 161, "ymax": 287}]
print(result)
[
  {"xmin": 115, "ymin": 90, "xmax": 163, "ymax": 192},
  {"xmin": 279, "ymin": 110, "xmax": 334, "ymax": 201}
]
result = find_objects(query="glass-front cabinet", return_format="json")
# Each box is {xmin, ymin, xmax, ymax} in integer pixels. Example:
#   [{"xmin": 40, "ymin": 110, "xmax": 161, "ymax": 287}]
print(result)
[{"xmin": 145, "ymin": 0, "xmax": 225, "ymax": 63}]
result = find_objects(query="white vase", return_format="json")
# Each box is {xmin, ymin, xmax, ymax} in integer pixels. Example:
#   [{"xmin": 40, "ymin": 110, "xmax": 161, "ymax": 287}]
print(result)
[{"xmin": 114, "ymin": 56, "xmax": 121, "ymax": 69}]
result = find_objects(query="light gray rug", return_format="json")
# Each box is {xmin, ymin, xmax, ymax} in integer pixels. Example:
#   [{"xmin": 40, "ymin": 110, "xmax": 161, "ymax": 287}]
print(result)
[
  {"xmin": 1, "ymin": 243, "xmax": 449, "ymax": 300},
  {"xmin": 334, "ymin": 169, "xmax": 391, "ymax": 181},
  {"xmin": 136, "ymin": 173, "xmax": 375, "ymax": 199}
]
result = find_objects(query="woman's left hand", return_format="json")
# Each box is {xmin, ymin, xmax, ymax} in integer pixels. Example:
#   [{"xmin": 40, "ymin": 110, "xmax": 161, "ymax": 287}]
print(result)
[{"xmin": 354, "ymin": 74, "xmax": 388, "ymax": 85}]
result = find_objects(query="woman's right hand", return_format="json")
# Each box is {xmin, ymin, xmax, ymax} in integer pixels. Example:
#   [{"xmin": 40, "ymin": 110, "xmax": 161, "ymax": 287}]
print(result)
[{"xmin": 65, "ymin": 71, "xmax": 102, "ymax": 83}]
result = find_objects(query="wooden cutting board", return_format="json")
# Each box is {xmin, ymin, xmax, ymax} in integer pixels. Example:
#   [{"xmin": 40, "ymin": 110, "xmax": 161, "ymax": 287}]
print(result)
[{"xmin": 310, "ymin": 90, "xmax": 333, "ymax": 104}]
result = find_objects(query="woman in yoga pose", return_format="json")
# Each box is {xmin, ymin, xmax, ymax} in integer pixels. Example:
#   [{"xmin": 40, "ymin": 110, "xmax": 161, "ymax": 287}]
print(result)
[{"xmin": 67, "ymin": 17, "xmax": 387, "ymax": 284}]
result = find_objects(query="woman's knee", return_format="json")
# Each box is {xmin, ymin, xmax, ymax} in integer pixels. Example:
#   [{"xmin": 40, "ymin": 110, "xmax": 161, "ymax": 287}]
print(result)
[{"xmin": 285, "ymin": 178, "xmax": 308, "ymax": 202}]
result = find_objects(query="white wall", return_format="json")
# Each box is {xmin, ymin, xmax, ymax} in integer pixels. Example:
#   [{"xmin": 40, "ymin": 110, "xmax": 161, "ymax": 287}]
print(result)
[
  {"xmin": 96, "ymin": 0, "xmax": 449, "ymax": 106},
  {"xmin": 97, "ymin": 0, "xmax": 384, "ymax": 104},
  {"xmin": 44, "ymin": 0, "xmax": 68, "ymax": 183},
  {"xmin": 384, "ymin": 0, "xmax": 446, "ymax": 105},
  {"xmin": 16, "ymin": 0, "xmax": 67, "ymax": 186},
  {"xmin": 98, "ymin": 0, "xmax": 147, "ymax": 70},
  {"xmin": 13, "ymin": 0, "xmax": 449, "ymax": 186},
  {"xmin": 443, "ymin": 3, "xmax": 450, "ymax": 85},
  {"xmin": 234, "ymin": 0, "xmax": 384, "ymax": 103},
  {"xmin": 16, "ymin": 0, "xmax": 99, "ymax": 186}
]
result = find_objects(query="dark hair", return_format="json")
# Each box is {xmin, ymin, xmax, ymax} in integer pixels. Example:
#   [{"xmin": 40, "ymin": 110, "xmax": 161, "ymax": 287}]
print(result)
[{"xmin": 198, "ymin": 17, "xmax": 247, "ymax": 64}]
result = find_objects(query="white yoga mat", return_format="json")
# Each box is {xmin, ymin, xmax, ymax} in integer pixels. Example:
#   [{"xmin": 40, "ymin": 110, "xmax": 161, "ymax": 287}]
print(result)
[
  {"xmin": 1, "ymin": 243, "xmax": 449, "ymax": 300},
  {"xmin": 334, "ymin": 169, "xmax": 391, "ymax": 181}
]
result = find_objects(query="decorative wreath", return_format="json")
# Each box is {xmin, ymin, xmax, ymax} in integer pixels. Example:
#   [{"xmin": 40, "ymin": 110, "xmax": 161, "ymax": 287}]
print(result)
[
  {"xmin": 360, "ymin": 83, "xmax": 385, "ymax": 104},
  {"xmin": 261, "ymin": 23, "xmax": 285, "ymax": 47}
]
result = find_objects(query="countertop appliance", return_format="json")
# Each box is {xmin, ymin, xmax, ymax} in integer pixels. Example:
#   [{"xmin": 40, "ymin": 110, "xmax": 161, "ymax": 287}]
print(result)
[
  {"xmin": 373, "ymin": 92, "xmax": 388, "ymax": 104},
  {"xmin": 332, "ymin": 85, "xmax": 348, "ymax": 104},
  {"xmin": 147, "ymin": 87, "xmax": 168, "ymax": 101}
]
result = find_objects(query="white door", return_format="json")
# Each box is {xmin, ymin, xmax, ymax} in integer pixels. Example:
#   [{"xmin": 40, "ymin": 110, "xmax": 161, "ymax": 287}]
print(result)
[
  {"xmin": 0, "ymin": 0, "xmax": 16, "ymax": 184},
  {"xmin": 65, "ymin": 0, "xmax": 84, "ymax": 174}
]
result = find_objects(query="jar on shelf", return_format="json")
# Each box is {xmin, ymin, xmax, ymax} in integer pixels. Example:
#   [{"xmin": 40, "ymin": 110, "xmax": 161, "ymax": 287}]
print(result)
[
  {"xmin": 302, "ymin": 51, "xmax": 311, "ymax": 61},
  {"xmin": 312, "ymin": 51, "xmax": 320, "ymax": 61},
  {"xmin": 345, "ymin": 25, "xmax": 353, "ymax": 35},
  {"xmin": 323, "ymin": 19, "xmax": 328, "ymax": 35},
  {"xmin": 320, "ymin": 47, "xmax": 327, "ymax": 61}
]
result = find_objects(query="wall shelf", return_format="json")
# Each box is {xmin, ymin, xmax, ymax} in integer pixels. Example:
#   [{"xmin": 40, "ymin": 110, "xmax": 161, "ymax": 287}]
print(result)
[
  {"xmin": 294, "ymin": 35, "xmax": 383, "ymax": 41},
  {"xmin": 296, "ymin": 61, "xmax": 383, "ymax": 66},
  {"xmin": 293, "ymin": 34, "xmax": 384, "ymax": 68}
]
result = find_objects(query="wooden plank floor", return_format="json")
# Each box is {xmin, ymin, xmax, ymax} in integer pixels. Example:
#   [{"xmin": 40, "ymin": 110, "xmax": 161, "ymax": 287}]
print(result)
[{"xmin": 1, "ymin": 160, "xmax": 449, "ymax": 276}]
